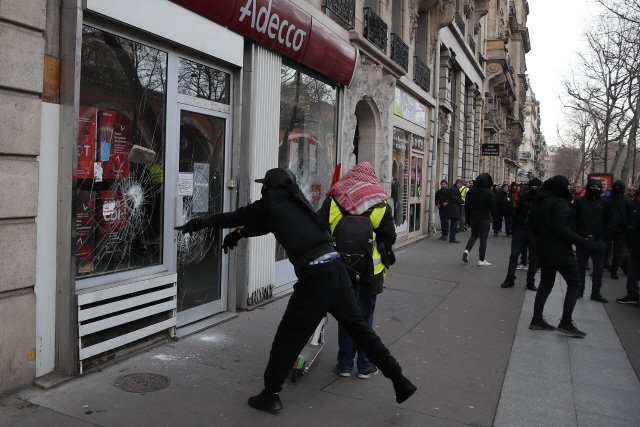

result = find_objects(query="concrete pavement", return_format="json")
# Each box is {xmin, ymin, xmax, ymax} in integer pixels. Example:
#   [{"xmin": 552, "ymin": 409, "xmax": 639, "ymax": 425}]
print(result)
[{"xmin": 1, "ymin": 233, "xmax": 639, "ymax": 426}]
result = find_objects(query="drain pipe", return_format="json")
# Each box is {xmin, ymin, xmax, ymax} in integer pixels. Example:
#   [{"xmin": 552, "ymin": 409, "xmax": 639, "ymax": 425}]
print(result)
[{"xmin": 428, "ymin": 33, "xmax": 442, "ymax": 236}]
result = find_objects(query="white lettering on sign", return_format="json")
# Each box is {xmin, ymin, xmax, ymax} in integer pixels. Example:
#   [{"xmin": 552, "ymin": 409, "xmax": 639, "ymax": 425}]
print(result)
[{"xmin": 237, "ymin": 0, "xmax": 307, "ymax": 51}]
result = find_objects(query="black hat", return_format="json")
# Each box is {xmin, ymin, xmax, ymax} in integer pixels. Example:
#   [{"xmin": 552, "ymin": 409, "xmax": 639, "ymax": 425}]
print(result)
[
  {"xmin": 254, "ymin": 168, "xmax": 296, "ymax": 189},
  {"xmin": 529, "ymin": 178, "xmax": 542, "ymax": 187}
]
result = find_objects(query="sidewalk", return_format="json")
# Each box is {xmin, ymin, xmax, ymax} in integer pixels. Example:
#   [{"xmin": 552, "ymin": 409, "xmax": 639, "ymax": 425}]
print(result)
[{"xmin": 1, "ymin": 233, "xmax": 638, "ymax": 426}]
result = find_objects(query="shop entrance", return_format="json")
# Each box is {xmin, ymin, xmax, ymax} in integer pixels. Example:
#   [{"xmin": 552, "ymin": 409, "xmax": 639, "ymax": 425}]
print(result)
[{"xmin": 408, "ymin": 154, "xmax": 424, "ymax": 237}]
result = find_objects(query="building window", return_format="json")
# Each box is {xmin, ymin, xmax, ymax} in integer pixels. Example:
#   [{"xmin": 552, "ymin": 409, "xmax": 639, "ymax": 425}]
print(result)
[
  {"xmin": 76, "ymin": 25, "xmax": 167, "ymax": 277},
  {"xmin": 178, "ymin": 58, "xmax": 230, "ymax": 104},
  {"xmin": 276, "ymin": 63, "xmax": 338, "ymax": 261}
]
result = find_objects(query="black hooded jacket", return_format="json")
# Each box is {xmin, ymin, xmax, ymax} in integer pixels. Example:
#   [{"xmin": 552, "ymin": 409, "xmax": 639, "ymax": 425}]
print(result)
[
  {"xmin": 570, "ymin": 178, "xmax": 612, "ymax": 241},
  {"xmin": 204, "ymin": 168, "xmax": 334, "ymax": 275},
  {"xmin": 513, "ymin": 178, "xmax": 542, "ymax": 230},
  {"xmin": 532, "ymin": 175, "xmax": 589, "ymax": 266},
  {"xmin": 606, "ymin": 180, "xmax": 633, "ymax": 232},
  {"xmin": 464, "ymin": 173, "xmax": 498, "ymax": 221}
]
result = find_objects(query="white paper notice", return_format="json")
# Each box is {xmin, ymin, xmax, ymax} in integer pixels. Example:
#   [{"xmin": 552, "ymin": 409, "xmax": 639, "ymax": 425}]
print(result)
[
  {"xmin": 192, "ymin": 163, "xmax": 209, "ymax": 213},
  {"xmin": 102, "ymin": 201, "xmax": 116, "ymax": 217},
  {"xmin": 94, "ymin": 162, "xmax": 103, "ymax": 182},
  {"xmin": 178, "ymin": 173, "xmax": 194, "ymax": 196}
]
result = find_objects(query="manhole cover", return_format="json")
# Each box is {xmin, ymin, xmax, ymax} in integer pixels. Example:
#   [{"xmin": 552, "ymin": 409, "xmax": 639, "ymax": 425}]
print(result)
[{"xmin": 112, "ymin": 373, "xmax": 170, "ymax": 393}]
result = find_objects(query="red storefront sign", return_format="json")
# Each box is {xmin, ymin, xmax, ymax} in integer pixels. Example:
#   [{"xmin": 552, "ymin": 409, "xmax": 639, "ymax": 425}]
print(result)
[{"xmin": 171, "ymin": 0, "xmax": 357, "ymax": 86}]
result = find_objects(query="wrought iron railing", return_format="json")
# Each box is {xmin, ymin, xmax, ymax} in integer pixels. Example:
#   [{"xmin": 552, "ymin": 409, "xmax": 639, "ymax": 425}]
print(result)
[
  {"xmin": 413, "ymin": 56, "xmax": 431, "ymax": 92},
  {"xmin": 519, "ymin": 151, "xmax": 532, "ymax": 159},
  {"xmin": 455, "ymin": 11, "xmax": 466, "ymax": 35},
  {"xmin": 478, "ymin": 53, "xmax": 485, "ymax": 67},
  {"xmin": 390, "ymin": 34, "xmax": 409, "ymax": 72},
  {"xmin": 324, "ymin": 0, "xmax": 355, "ymax": 28},
  {"xmin": 468, "ymin": 35, "xmax": 476, "ymax": 54},
  {"xmin": 363, "ymin": 7, "xmax": 387, "ymax": 53}
]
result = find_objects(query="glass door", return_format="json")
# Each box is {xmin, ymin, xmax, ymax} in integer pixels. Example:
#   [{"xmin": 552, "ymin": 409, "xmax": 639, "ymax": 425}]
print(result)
[
  {"xmin": 408, "ymin": 154, "xmax": 423, "ymax": 237},
  {"xmin": 175, "ymin": 107, "xmax": 228, "ymax": 327}
]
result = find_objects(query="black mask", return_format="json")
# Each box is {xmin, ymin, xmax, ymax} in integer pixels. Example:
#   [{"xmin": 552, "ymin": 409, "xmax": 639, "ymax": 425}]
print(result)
[
  {"xmin": 529, "ymin": 187, "xmax": 539, "ymax": 196},
  {"xmin": 586, "ymin": 187, "xmax": 601, "ymax": 199},
  {"xmin": 261, "ymin": 187, "xmax": 267, "ymax": 197}
]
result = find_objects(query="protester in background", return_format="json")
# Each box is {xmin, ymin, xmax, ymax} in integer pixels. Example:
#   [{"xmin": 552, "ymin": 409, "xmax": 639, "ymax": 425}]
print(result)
[
  {"xmin": 573, "ymin": 182, "xmax": 585, "ymax": 201},
  {"xmin": 616, "ymin": 200, "xmax": 640, "ymax": 306},
  {"xmin": 318, "ymin": 162, "xmax": 396, "ymax": 380},
  {"xmin": 605, "ymin": 180, "xmax": 633, "ymax": 279},
  {"xmin": 434, "ymin": 180, "xmax": 450, "ymax": 241},
  {"xmin": 634, "ymin": 189, "xmax": 640, "ymax": 205},
  {"xmin": 494, "ymin": 184, "xmax": 513, "ymax": 237},
  {"xmin": 529, "ymin": 175, "xmax": 592, "ymax": 337},
  {"xmin": 500, "ymin": 178, "xmax": 542, "ymax": 291},
  {"xmin": 463, "ymin": 173, "xmax": 497, "ymax": 266},
  {"xmin": 465, "ymin": 180, "xmax": 474, "ymax": 228},
  {"xmin": 571, "ymin": 178, "xmax": 612, "ymax": 303},
  {"xmin": 446, "ymin": 179, "xmax": 465, "ymax": 243},
  {"xmin": 459, "ymin": 180, "xmax": 469, "ymax": 232},
  {"xmin": 626, "ymin": 185, "xmax": 635, "ymax": 199},
  {"xmin": 600, "ymin": 178, "xmax": 611, "ymax": 197}
]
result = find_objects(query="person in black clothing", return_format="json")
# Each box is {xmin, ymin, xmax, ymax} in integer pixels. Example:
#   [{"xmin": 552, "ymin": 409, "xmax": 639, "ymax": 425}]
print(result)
[
  {"xmin": 175, "ymin": 168, "xmax": 416, "ymax": 411},
  {"xmin": 605, "ymin": 180, "xmax": 633, "ymax": 279},
  {"xmin": 434, "ymin": 180, "xmax": 450, "ymax": 240},
  {"xmin": 494, "ymin": 184, "xmax": 514, "ymax": 237},
  {"xmin": 446, "ymin": 179, "xmax": 465, "ymax": 243},
  {"xmin": 570, "ymin": 178, "xmax": 612, "ymax": 303},
  {"xmin": 462, "ymin": 173, "xmax": 497, "ymax": 266},
  {"xmin": 529, "ymin": 175, "xmax": 592, "ymax": 337},
  {"xmin": 500, "ymin": 178, "xmax": 542, "ymax": 291},
  {"xmin": 616, "ymin": 201, "xmax": 640, "ymax": 305}
]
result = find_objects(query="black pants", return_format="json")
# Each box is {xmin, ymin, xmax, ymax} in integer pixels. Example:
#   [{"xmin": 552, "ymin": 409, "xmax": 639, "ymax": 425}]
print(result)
[
  {"xmin": 626, "ymin": 251, "xmax": 640, "ymax": 299},
  {"xmin": 576, "ymin": 240, "xmax": 606, "ymax": 294},
  {"xmin": 533, "ymin": 264, "xmax": 581, "ymax": 324},
  {"xmin": 465, "ymin": 219, "xmax": 490, "ymax": 261},
  {"xmin": 506, "ymin": 227, "xmax": 538, "ymax": 283},
  {"xmin": 606, "ymin": 232, "xmax": 626, "ymax": 273},
  {"xmin": 263, "ymin": 259, "xmax": 402, "ymax": 393}
]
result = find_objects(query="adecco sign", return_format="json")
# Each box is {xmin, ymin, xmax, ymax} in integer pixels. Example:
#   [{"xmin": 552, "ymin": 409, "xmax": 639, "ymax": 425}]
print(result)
[{"xmin": 171, "ymin": 0, "xmax": 358, "ymax": 86}]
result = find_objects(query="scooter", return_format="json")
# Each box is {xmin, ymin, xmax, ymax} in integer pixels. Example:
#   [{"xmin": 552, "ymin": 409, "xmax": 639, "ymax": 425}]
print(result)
[{"xmin": 290, "ymin": 316, "xmax": 328, "ymax": 382}]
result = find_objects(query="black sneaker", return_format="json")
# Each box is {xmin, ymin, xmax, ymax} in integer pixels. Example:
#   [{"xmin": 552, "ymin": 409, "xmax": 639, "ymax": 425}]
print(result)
[
  {"xmin": 248, "ymin": 391, "xmax": 283, "ymax": 411},
  {"xmin": 616, "ymin": 295, "xmax": 640, "ymax": 304},
  {"xmin": 357, "ymin": 365, "xmax": 379, "ymax": 379},
  {"xmin": 529, "ymin": 318, "xmax": 556, "ymax": 331},
  {"xmin": 500, "ymin": 279, "xmax": 515, "ymax": 288},
  {"xmin": 557, "ymin": 321, "xmax": 586, "ymax": 338},
  {"xmin": 577, "ymin": 292, "xmax": 584, "ymax": 299},
  {"xmin": 336, "ymin": 364, "xmax": 351, "ymax": 377},
  {"xmin": 526, "ymin": 280, "xmax": 538, "ymax": 291},
  {"xmin": 392, "ymin": 375, "xmax": 417, "ymax": 403},
  {"xmin": 591, "ymin": 293, "xmax": 608, "ymax": 303}
]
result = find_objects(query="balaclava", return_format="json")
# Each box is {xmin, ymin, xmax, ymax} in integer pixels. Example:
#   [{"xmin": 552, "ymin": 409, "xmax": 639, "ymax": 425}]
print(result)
[
  {"xmin": 612, "ymin": 180, "xmax": 625, "ymax": 196},
  {"xmin": 585, "ymin": 178, "xmax": 602, "ymax": 199},
  {"xmin": 528, "ymin": 178, "xmax": 542, "ymax": 196}
]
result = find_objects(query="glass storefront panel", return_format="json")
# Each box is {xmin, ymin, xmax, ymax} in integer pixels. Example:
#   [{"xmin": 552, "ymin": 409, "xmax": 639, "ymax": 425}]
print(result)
[
  {"xmin": 76, "ymin": 25, "xmax": 167, "ymax": 277},
  {"xmin": 178, "ymin": 58, "xmax": 230, "ymax": 104},
  {"xmin": 392, "ymin": 128, "xmax": 410, "ymax": 233},
  {"xmin": 276, "ymin": 64, "xmax": 338, "ymax": 261}
]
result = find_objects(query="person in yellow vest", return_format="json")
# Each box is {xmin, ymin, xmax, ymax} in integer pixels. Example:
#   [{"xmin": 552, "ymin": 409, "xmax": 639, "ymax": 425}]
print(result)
[
  {"xmin": 459, "ymin": 180, "xmax": 469, "ymax": 232},
  {"xmin": 318, "ymin": 162, "xmax": 397, "ymax": 379}
]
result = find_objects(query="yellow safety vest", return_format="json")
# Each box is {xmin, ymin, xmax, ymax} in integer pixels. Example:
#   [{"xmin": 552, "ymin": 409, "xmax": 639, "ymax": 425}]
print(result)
[
  {"xmin": 146, "ymin": 164, "xmax": 164, "ymax": 184},
  {"xmin": 459, "ymin": 186, "xmax": 468, "ymax": 204},
  {"xmin": 328, "ymin": 199, "xmax": 387, "ymax": 275}
]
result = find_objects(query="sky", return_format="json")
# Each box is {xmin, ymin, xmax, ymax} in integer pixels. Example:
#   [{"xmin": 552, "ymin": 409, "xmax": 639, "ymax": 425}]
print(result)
[{"xmin": 525, "ymin": 0, "xmax": 604, "ymax": 146}]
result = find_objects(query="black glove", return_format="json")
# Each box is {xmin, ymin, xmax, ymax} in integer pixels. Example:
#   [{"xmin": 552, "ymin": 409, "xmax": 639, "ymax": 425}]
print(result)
[
  {"xmin": 175, "ymin": 218, "xmax": 207, "ymax": 234},
  {"xmin": 222, "ymin": 229, "xmax": 243, "ymax": 254}
]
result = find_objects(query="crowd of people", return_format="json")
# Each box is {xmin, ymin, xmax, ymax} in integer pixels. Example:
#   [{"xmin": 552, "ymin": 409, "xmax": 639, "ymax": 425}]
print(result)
[{"xmin": 438, "ymin": 173, "xmax": 640, "ymax": 337}]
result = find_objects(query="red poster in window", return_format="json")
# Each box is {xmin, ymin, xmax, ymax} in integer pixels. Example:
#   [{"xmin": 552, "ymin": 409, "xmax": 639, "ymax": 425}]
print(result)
[
  {"xmin": 99, "ymin": 110, "xmax": 131, "ymax": 179},
  {"xmin": 310, "ymin": 184, "xmax": 321, "ymax": 201},
  {"xmin": 76, "ymin": 190, "xmax": 95, "ymax": 261},
  {"xmin": 77, "ymin": 106, "xmax": 97, "ymax": 179},
  {"xmin": 99, "ymin": 191, "xmax": 129, "ymax": 233}
]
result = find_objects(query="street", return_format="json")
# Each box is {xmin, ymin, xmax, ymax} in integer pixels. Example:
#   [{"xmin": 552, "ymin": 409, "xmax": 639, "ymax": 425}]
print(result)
[{"xmin": 1, "ymin": 234, "xmax": 639, "ymax": 427}]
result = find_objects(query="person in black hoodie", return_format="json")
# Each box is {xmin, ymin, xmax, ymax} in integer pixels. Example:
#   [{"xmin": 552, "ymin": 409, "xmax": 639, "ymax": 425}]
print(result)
[
  {"xmin": 500, "ymin": 178, "xmax": 542, "ymax": 291},
  {"xmin": 446, "ymin": 179, "xmax": 465, "ymax": 243},
  {"xmin": 494, "ymin": 184, "xmax": 514, "ymax": 237},
  {"xmin": 175, "ymin": 168, "xmax": 416, "ymax": 411},
  {"xmin": 434, "ymin": 180, "xmax": 450, "ymax": 240},
  {"xmin": 605, "ymin": 180, "xmax": 633, "ymax": 279},
  {"xmin": 571, "ymin": 178, "xmax": 612, "ymax": 303},
  {"xmin": 462, "ymin": 173, "xmax": 498, "ymax": 266},
  {"xmin": 616, "ymin": 201, "xmax": 640, "ymax": 305},
  {"xmin": 529, "ymin": 175, "xmax": 592, "ymax": 337}
]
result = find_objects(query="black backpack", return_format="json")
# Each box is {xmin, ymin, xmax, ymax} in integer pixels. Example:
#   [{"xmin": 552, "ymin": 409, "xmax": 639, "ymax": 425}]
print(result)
[{"xmin": 332, "ymin": 202, "xmax": 375, "ymax": 283}]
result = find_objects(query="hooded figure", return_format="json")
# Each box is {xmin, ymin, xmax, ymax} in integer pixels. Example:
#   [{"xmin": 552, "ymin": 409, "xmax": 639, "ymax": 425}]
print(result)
[
  {"xmin": 463, "ymin": 173, "xmax": 498, "ymax": 265},
  {"xmin": 571, "ymin": 178, "xmax": 612, "ymax": 301},
  {"xmin": 175, "ymin": 167, "xmax": 416, "ymax": 411},
  {"xmin": 606, "ymin": 179, "xmax": 634, "ymax": 278},
  {"xmin": 528, "ymin": 175, "xmax": 592, "ymax": 337}
]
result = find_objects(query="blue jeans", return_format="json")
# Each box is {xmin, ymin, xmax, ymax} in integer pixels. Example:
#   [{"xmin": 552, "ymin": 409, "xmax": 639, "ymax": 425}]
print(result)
[
  {"xmin": 449, "ymin": 219, "xmax": 460, "ymax": 241},
  {"xmin": 495, "ymin": 214, "xmax": 513, "ymax": 236},
  {"xmin": 506, "ymin": 227, "xmax": 538, "ymax": 282},
  {"xmin": 337, "ymin": 294, "xmax": 377, "ymax": 373},
  {"xmin": 439, "ymin": 211, "xmax": 449, "ymax": 237},
  {"xmin": 577, "ymin": 240, "xmax": 606, "ymax": 295}
]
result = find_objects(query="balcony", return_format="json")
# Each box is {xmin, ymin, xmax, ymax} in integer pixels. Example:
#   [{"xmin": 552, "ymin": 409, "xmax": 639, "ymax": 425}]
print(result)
[
  {"xmin": 455, "ymin": 11, "xmax": 466, "ymax": 35},
  {"xmin": 323, "ymin": 0, "xmax": 355, "ymax": 28},
  {"xmin": 519, "ymin": 151, "xmax": 532, "ymax": 159},
  {"xmin": 390, "ymin": 34, "xmax": 409, "ymax": 72},
  {"xmin": 468, "ymin": 35, "xmax": 476, "ymax": 54},
  {"xmin": 413, "ymin": 56, "xmax": 431, "ymax": 92},
  {"xmin": 363, "ymin": 7, "xmax": 388, "ymax": 54}
]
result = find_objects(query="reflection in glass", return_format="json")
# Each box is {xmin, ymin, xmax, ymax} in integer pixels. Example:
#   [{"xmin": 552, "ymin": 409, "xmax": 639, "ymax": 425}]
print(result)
[
  {"xmin": 178, "ymin": 58, "xmax": 230, "ymax": 104},
  {"xmin": 176, "ymin": 111, "xmax": 225, "ymax": 311},
  {"xmin": 392, "ymin": 128, "xmax": 410, "ymax": 232},
  {"xmin": 276, "ymin": 64, "xmax": 338, "ymax": 261},
  {"xmin": 76, "ymin": 25, "xmax": 167, "ymax": 277}
]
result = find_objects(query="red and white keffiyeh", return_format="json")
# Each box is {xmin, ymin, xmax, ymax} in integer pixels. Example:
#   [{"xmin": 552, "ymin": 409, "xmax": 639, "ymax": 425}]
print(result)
[{"xmin": 326, "ymin": 162, "xmax": 388, "ymax": 215}]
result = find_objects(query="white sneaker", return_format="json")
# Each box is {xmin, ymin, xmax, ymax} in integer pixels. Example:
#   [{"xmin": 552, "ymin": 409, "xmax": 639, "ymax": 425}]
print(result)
[
  {"xmin": 463, "ymin": 250, "xmax": 469, "ymax": 263},
  {"xmin": 478, "ymin": 260, "xmax": 492, "ymax": 266},
  {"xmin": 516, "ymin": 264, "xmax": 527, "ymax": 270}
]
